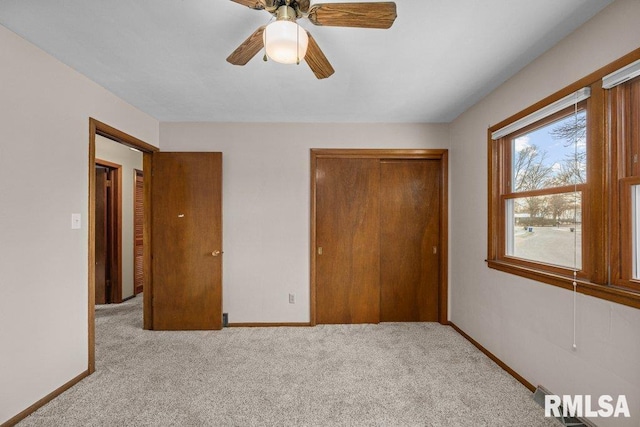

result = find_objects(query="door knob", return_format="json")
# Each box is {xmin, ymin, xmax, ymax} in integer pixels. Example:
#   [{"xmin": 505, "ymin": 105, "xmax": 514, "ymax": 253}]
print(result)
[{"xmin": 211, "ymin": 250, "xmax": 222, "ymax": 257}]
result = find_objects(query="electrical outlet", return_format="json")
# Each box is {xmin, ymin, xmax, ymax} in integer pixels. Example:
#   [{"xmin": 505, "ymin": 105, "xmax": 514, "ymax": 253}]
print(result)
[{"xmin": 288, "ymin": 293, "xmax": 295, "ymax": 304}]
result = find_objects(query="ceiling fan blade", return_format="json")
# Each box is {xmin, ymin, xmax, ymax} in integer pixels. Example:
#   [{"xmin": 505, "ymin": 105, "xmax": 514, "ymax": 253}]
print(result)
[
  {"xmin": 230, "ymin": 0, "xmax": 266, "ymax": 10},
  {"xmin": 226, "ymin": 26, "xmax": 266, "ymax": 66},
  {"xmin": 308, "ymin": 2, "xmax": 397, "ymax": 29},
  {"xmin": 304, "ymin": 32, "xmax": 335, "ymax": 79},
  {"xmin": 297, "ymin": 0, "xmax": 311, "ymax": 13}
]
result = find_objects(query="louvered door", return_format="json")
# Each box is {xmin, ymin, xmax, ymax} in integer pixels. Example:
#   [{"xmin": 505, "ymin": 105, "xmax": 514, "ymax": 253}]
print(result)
[{"xmin": 134, "ymin": 169, "xmax": 144, "ymax": 295}]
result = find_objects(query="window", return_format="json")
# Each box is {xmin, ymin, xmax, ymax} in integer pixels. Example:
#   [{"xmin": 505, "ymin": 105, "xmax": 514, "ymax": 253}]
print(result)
[
  {"xmin": 487, "ymin": 53, "xmax": 640, "ymax": 309},
  {"xmin": 505, "ymin": 106, "xmax": 586, "ymax": 270},
  {"xmin": 609, "ymin": 72, "xmax": 640, "ymax": 293}
]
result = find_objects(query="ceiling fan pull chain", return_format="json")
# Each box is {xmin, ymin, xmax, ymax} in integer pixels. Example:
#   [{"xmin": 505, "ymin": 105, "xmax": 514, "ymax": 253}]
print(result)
[
  {"xmin": 296, "ymin": 23, "xmax": 300, "ymax": 65},
  {"xmin": 263, "ymin": 25, "xmax": 269, "ymax": 61}
]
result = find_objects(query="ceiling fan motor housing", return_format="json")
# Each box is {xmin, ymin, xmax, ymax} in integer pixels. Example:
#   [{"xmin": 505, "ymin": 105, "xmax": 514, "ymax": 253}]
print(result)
[
  {"xmin": 262, "ymin": 0, "xmax": 304, "ymax": 17},
  {"xmin": 276, "ymin": 5, "xmax": 297, "ymax": 22}
]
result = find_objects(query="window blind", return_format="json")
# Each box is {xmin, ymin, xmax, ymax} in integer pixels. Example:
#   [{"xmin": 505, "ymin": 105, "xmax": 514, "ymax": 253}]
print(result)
[
  {"xmin": 491, "ymin": 87, "xmax": 591, "ymax": 140},
  {"xmin": 602, "ymin": 59, "xmax": 640, "ymax": 89}
]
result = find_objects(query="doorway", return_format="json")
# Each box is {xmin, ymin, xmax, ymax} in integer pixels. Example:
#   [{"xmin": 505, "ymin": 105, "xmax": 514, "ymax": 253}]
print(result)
[
  {"xmin": 88, "ymin": 120, "xmax": 224, "ymax": 371},
  {"xmin": 310, "ymin": 149, "xmax": 449, "ymax": 325},
  {"xmin": 88, "ymin": 118, "xmax": 158, "ymax": 373}
]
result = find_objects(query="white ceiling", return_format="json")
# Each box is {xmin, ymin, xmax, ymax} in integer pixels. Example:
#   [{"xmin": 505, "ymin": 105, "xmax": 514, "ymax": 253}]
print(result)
[{"xmin": 0, "ymin": 0, "xmax": 612, "ymax": 123}]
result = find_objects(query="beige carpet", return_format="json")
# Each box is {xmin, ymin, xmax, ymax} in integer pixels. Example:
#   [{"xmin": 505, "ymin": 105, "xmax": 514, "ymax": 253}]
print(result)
[{"xmin": 19, "ymin": 296, "xmax": 557, "ymax": 426}]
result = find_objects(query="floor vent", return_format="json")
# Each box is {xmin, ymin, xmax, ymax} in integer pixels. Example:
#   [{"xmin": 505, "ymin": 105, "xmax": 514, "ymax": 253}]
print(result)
[{"xmin": 533, "ymin": 385, "xmax": 598, "ymax": 427}]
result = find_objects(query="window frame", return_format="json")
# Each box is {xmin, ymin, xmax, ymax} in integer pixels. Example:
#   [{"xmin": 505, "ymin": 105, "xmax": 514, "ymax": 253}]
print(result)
[
  {"xmin": 498, "ymin": 104, "xmax": 589, "ymax": 277},
  {"xmin": 487, "ymin": 49, "xmax": 640, "ymax": 310}
]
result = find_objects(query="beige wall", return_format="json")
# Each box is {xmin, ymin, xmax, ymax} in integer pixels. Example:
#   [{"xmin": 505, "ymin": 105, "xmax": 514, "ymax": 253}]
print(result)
[
  {"xmin": 4, "ymin": 0, "xmax": 640, "ymax": 424},
  {"xmin": 95, "ymin": 135, "xmax": 143, "ymax": 300},
  {"xmin": 0, "ymin": 25, "xmax": 158, "ymax": 424},
  {"xmin": 160, "ymin": 123, "xmax": 450, "ymax": 323},
  {"xmin": 449, "ymin": 0, "xmax": 640, "ymax": 425}
]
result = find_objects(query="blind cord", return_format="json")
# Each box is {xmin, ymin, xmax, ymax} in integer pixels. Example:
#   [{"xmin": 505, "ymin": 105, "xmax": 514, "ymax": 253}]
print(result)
[{"xmin": 572, "ymin": 94, "xmax": 579, "ymax": 351}]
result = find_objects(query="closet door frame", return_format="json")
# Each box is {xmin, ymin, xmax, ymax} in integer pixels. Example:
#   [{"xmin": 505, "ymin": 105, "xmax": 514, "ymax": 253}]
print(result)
[{"xmin": 310, "ymin": 149, "xmax": 449, "ymax": 325}]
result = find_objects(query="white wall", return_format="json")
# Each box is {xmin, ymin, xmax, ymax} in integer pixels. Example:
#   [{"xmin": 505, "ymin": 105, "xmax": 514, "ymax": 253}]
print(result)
[
  {"xmin": 0, "ymin": 25, "xmax": 158, "ymax": 424},
  {"xmin": 449, "ymin": 0, "xmax": 640, "ymax": 426},
  {"xmin": 95, "ymin": 135, "xmax": 143, "ymax": 300},
  {"xmin": 160, "ymin": 123, "xmax": 450, "ymax": 323}
]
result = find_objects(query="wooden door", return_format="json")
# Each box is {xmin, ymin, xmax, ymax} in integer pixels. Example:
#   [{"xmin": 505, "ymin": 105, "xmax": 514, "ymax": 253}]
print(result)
[
  {"xmin": 95, "ymin": 165, "xmax": 119, "ymax": 304},
  {"xmin": 379, "ymin": 160, "xmax": 440, "ymax": 321},
  {"xmin": 151, "ymin": 152, "xmax": 223, "ymax": 330},
  {"xmin": 316, "ymin": 158, "xmax": 381, "ymax": 324},
  {"xmin": 133, "ymin": 169, "xmax": 144, "ymax": 295},
  {"xmin": 95, "ymin": 167, "xmax": 108, "ymax": 305}
]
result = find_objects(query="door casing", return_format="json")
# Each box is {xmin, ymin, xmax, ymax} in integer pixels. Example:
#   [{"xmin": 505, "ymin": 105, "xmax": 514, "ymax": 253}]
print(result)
[{"xmin": 310, "ymin": 148, "xmax": 449, "ymax": 325}]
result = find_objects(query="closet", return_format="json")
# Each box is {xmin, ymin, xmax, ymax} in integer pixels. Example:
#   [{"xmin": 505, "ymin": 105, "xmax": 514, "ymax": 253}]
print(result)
[{"xmin": 312, "ymin": 149, "xmax": 448, "ymax": 324}]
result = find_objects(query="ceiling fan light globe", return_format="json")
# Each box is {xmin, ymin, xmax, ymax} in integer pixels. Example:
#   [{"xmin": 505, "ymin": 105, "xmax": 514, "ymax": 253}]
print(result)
[{"xmin": 264, "ymin": 21, "xmax": 308, "ymax": 64}]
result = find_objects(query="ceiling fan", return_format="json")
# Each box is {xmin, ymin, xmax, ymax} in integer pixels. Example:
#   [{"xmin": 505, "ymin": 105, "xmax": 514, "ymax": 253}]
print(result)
[{"xmin": 227, "ymin": 0, "xmax": 397, "ymax": 79}]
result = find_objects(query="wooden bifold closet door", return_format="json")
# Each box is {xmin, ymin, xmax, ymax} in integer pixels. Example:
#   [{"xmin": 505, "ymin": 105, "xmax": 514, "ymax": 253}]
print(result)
[
  {"xmin": 315, "ymin": 153, "xmax": 443, "ymax": 324},
  {"xmin": 379, "ymin": 160, "xmax": 440, "ymax": 322},
  {"xmin": 316, "ymin": 158, "xmax": 381, "ymax": 324}
]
